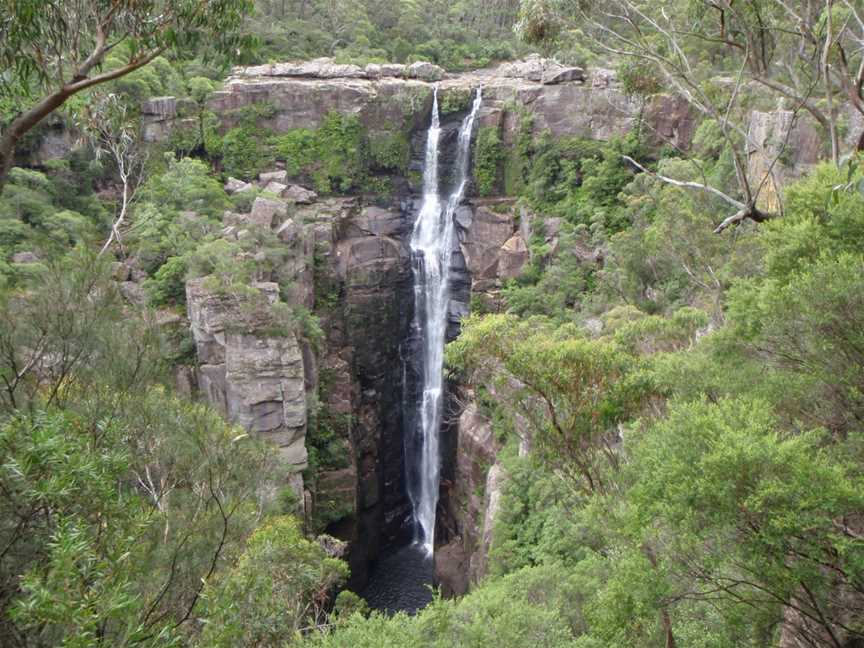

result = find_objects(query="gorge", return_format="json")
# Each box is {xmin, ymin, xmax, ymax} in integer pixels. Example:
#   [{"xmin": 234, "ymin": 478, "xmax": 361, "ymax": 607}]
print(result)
[
  {"xmin": 5, "ymin": 1, "xmax": 864, "ymax": 640},
  {"xmin": 143, "ymin": 55, "xmax": 825, "ymax": 610}
]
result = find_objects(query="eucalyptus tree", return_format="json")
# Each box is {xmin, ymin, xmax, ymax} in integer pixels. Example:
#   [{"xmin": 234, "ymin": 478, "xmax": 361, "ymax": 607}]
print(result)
[
  {"xmin": 0, "ymin": 0, "xmax": 254, "ymax": 190},
  {"xmin": 517, "ymin": 0, "xmax": 864, "ymax": 232}
]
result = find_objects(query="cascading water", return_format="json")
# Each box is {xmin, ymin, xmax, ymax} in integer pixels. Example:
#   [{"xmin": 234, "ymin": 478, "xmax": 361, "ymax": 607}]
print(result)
[{"xmin": 407, "ymin": 87, "xmax": 483, "ymax": 553}]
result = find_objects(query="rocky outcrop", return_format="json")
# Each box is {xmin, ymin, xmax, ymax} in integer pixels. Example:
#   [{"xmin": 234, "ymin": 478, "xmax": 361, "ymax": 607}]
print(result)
[
  {"xmin": 747, "ymin": 109, "xmax": 822, "ymax": 212},
  {"xmin": 450, "ymin": 200, "xmax": 529, "ymax": 315},
  {"xmin": 186, "ymin": 278, "xmax": 309, "ymax": 469},
  {"xmin": 141, "ymin": 57, "xmax": 692, "ymax": 153},
  {"xmin": 436, "ymin": 396, "xmax": 506, "ymax": 594}
]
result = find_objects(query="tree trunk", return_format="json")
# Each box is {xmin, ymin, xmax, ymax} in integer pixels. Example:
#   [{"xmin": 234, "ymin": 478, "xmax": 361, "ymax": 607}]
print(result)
[
  {"xmin": 0, "ymin": 90, "xmax": 71, "ymax": 191},
  {"xmin": 0, "ymin": 50, "xmax": 162, "ymax": 193}
]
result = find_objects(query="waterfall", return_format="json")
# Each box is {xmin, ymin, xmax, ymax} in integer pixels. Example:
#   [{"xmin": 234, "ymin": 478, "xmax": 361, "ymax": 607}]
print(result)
[{"xmin": 407, "ymin": 87, "xmax": 483, "ymax": 553}]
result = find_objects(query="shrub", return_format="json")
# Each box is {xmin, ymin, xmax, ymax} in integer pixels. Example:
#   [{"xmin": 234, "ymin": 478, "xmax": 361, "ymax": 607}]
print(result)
[{"xmin": 474, "ymin": 127, "xmax": 504, "ymax": 196}]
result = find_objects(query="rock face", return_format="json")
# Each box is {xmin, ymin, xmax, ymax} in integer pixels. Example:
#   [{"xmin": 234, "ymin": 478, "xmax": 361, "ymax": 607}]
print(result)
[
  {"xmin": 298, "ymin": 198, "xmax": 413, "ymax": 586},
  {"xmin": 451, "ymin": 200, "xmax": 529, "ymax": 314},
  {"xmin": 747, "ymin": 109, "xmax": 822, "ymax": 212},
  {"xmin": 138, "ymin": 57, "xmax": 694, "ymax": 153},
  {"xmin": 436, "ymin": 396, "xmax": 505, "ymax": 593},
  {"xmin": 186, "ymin": 279, "xmax": 309, "ymax": 469}
]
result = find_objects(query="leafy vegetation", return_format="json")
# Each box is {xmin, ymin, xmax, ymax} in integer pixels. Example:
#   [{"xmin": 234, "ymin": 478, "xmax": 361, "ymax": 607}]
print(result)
[
  {"xmin": 2, "ymin": 1, "xmax": 864, "ymax": 646},
  {"xmin": 244, "ymin": 0, "xmax": 524, "ymax": 72}
]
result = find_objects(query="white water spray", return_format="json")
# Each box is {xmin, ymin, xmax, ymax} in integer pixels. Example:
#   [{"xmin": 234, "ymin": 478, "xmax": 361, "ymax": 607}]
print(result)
[{"xmin": 407, "ymin": 87, "xmax": 483, "ymax": 553}]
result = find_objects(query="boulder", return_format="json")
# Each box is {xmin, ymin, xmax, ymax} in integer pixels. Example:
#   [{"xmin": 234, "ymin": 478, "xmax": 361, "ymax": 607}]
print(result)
[
  {"xmin": 276, "ymin": 218, "xmax": 302, "ymax": 243},
  {"xmin": 222, "ymin": 211, "xmax": 244, "ymax": 227},
  {"xmin": 111, "ymin": 262, "xmax": 130, "ymax": 282},
  {"xmin": 11, "ymin": 251, "xmax": 39, "ymax": 264},
  {"xmin": 435, "ymin": 540, "xmax": 470, "ymax": 597},
  {"xmin": 498, "ymin": 233, "xmax": 529, "ymax": 279},
  {"xmin": 284, "ymin": 185, "xmax": 318, "ymax": 204},
  {"xmin": 224, "ymin": 177, "xmax": 251, "ymax": 194},
  {"xmin": 542, "ymin": 65, "xmax": 585, "ymax": 85},
  {"xmin": 380, "ymin": 63, "xmax": 407, "ymax": 77},
  {"xmin": 318, "ymin": 534, "xmax": 349, "ymax": 559},
  {"xmin": 119, "ymin": 281, "xmax": 146, "ymax": 306},
  {"xmin": 342, "ymin": 205, "xmax": 403, "ymax": 238},
  {"xmin": 364, "ymin": 63, "xmax": 382, "ymax": 79},
  {"xmin": 263, "ymin": 181, "xmax": 288, "ymax": 197},
  {"xmin": 249, "ymin": 196, "xmax": 288, "ymax": 229},
  {"xmin": 497, "ymin": 53, "xmax": 545, "ymax": 81},
  {"xmin": 408, "ymin": 61, "xmax": 445, "ymax": 82},
  {"xmin": 459, "ymin": 205, "xmax": 515, "ymax": 280},
  {"xmin": 591, "ymin": 68, "xmax": 616, "ymax": 88},
  {"xmin": 259, "ymin": 169, "xmax": 288, "ymax": 185},
  {"xmin": 584, "ymin": 317, "xmax": 604, "ymax": 336}
]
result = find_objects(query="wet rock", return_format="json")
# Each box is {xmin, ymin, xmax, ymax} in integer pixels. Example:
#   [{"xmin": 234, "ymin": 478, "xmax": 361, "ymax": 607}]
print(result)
[{"xmin": 436, "ymin": 396, "xmax": 505, "ymax": 594}]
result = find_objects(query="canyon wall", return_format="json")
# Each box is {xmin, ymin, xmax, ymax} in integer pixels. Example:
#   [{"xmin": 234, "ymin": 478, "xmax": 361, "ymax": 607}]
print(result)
[{"xmin": 141, "ymin": 56, "xmax": 824, "ymax": 591}]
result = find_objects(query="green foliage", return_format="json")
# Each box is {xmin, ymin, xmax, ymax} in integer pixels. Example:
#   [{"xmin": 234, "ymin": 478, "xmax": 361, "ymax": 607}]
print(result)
[
  {"xmin": 448, "ymin": 314, "xmax": 649, "ymax": 495},
  {"xmin": 129, "ymin": 156, "xmax": 227, "ymax": 273},
  {"xmin": 143, "ymin": 255, "xmax": 189, "ymax": 307},
  {"xmin": 274, "ymin": 112, "xmax": 365, "ymax": 193},
  {"xmin": 615, "ymin": 59, "xmax": 661, "ymax": 97},
  {"xmin": 198, "ymin": 516, "xmax": 348, "ymax": 647},
  {"xmin": 220, "ymin": 126, "xmax": 276, "ymax": 180},
  {"xmin": 0, "ymin": 165, "xmax": 106, "ymax": 285},
  {"xmin": 307, "ymin": 564, "xmax": 587, "ymax": 648},
  {"xmin": 366, "ymin": 131, "xmax": 410, "ymax": 173},
  {"xmin": 503, "ymin": 107, "xmax": 535, "ymax": 196},
  {"xmin": 439, "ymin": 88, "xmax": 473, "ymax": 114},
  {"xmin": 0, "ymin": 411, "xmax": 167, "ymax": 647},
  {"xmin": 243, "ymin": 0, "xmax": 524, "ymax": 72},
  {"xmin": 502, "ymin": 223, "xmax": 597, "ymax": 320},
  {"xmin": 518, "ymin": 135, "xmax": 641, "ymax": 233},
  {"xmin": 474, "ymin": 127, "xmax": 505, "ymax": 197}
]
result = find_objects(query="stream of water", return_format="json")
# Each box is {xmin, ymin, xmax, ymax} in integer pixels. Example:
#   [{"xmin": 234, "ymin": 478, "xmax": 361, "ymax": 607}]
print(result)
[{"xmin": 406, "ymin": 87, "xmax": 483, "ymax": 553}]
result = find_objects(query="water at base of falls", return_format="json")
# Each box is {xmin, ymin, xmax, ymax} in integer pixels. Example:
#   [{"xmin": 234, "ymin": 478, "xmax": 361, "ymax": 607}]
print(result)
[
  {"xmin": 360, "ymin": 544, "xmax": 433, "ymax": 614},
  {"xmin": 406, "ymin": 87, "xmax": 483, "ymax": 553}
]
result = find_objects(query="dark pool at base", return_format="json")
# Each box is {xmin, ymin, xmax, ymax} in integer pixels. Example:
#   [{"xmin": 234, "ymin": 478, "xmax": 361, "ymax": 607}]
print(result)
[{"xmin": 361, "ymin": 543, "xmax": 434, "ymax": 614}]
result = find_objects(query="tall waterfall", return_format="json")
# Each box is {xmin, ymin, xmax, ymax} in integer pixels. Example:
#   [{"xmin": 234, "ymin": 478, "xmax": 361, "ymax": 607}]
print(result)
[{"xmin": 407, "ymin": 87, "xmax": 483, "ymax": 553}]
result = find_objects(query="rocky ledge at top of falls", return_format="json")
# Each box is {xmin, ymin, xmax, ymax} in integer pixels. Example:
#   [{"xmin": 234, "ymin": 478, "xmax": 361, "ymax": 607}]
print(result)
[{"xmin": 142, "ymin": 55, "xmax": 695, "ymax": 151}]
